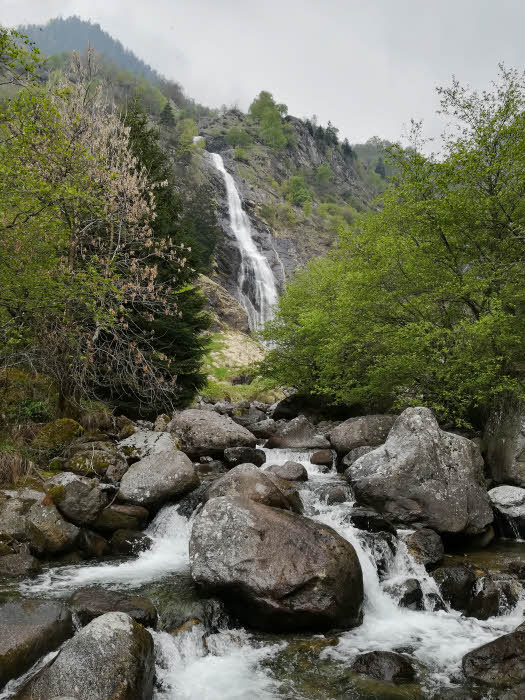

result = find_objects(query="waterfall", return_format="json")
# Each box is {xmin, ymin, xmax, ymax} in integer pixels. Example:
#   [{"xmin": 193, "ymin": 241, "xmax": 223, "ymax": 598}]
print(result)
[{"xmin": 208, "ymin": 152, "xmax": 279, "ymax": 331}]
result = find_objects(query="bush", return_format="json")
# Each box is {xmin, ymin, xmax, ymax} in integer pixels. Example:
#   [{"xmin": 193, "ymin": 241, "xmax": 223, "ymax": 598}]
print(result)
[
  {"xmin": 226, "ymin": 127, "xmax": 252, "ymax": 147},
  {"xmin": 284, "ymin": 176, "xmax": 311, "ymax": 206}
]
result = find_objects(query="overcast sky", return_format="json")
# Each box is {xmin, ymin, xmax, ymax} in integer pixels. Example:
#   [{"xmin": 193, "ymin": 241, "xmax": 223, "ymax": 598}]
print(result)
[{"xmin": 3, "ymin": 1, "xmax": 525, "ymax": 146}]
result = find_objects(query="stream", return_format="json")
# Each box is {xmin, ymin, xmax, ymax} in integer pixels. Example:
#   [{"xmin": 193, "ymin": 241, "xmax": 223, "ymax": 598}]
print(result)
[{"xmin": 1, "ymin": 447, "xmax": 524, "ymax": 699}]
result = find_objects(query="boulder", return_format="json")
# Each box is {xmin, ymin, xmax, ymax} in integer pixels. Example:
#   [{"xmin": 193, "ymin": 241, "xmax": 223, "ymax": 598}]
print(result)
[
  {"xmin": 484, "ymin": 396, "xmax": 525, "ymax": 486},
  {"xmin": 310, "ymin": 449, "xmax": 334, "ymax": 467},
  {"xmin": 93, "ymin": 504, "xmax": 149, "ymax": 533},
  {"xmin": 341, "ymin": 446, "xmax": 375, "ymax": 470},
  {"xmin": 345, "ymin": 407, "xmax": 493, "ymax": 536},
  {"xmin": 462, "ymin": 622, "xmax": 525, "ymax": 691},
  {"xmin": 118, "ymin": 451, "xmax": 198, "ymax": 508},
  {"xmin": 352, "ymin": 650, "xmax": 416, "ymax": 683},
  {"xmin": 32, "ymin": 418, "xmax": 82, "ymax": 452},
  {"xmin": 67, "ymin": 449, "xmax": 125, "ymax": 478},
  {"xmin": 265, "ymin": 461, "xmax": 308, "ymax": 482},
  {"xmin": 0, "ymin": 497, "xmax": 33, "ymax": 541},
  {"xmin": 69, "ymin": 587, "xmax": 157, "ymax": 627},
  {"xmin": 223, "ymin": 446, "xmax": 266, "ymax": 468},
  {"xmin": 403, "ymin": 529, "xmax": 444, "ymax": 568},
  {"xmin": 249, "ymin": 419, "xmax": 278, "ymax": 440},
  {"xmin": 0, "ymin": 599, "xmax": 72, "ymax": 688},
  {"xmin": 265, "ymin": 416, "xmax": 329, "ymax": 449},
  {"xmin": 118, "ymin": 429, "xmax": 178, "ymax": 462},
  {"xmin": 263, "ymin": 473, "xmax": 304, "ymax": 514},
  {"xmin": 329, "ymin": 415, "xmax": 396, "ymax": 456},
  {"xmin": 0, "ymin": 553, "xmax": 41, "ymax": 578},
  {"xmin": 310, "ymin": 480, "xmax": 354, "ymax": 506},
  {"xmin": 190, "ymin": 496, "xmax": 363, "ymax": 632},
  {"xmin": 432, "ymin": 565, "xmax": 478, "ymax": 613},
  {"xmin": 489, "ymin": 485, "xmax": 525, "ymax": 538},
  {"xmin": 44, "ymin": 473, "xmax": 108, "ymax": 526},
  {"xmin": 231, "ymin": 405, "xmax": 267, "ymax": 428},
  {"xmin": 26, "ymin": 502, "xmax": 79, "ymax": 555},
  {"xmin": 168, "ymin": 409, "xmax": 256, "ymax": 458},
  {"xmin": 111, "ymin": 529, "xmax": 152, "ymax": 556},
  {"xmin": 204, "ymin": 464, "xmax": 301, "ymax": 513},
  {"xmin": 384, "ymin": 578, "xmax": 424, "ymax": 610},
  {"xmin": 19, "ymin": 612, "xmax": 154, "ymax": 700}
]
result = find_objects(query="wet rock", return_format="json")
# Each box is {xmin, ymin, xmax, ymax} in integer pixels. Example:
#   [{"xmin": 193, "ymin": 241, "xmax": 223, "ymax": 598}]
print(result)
[
  {"xmin": 352, "ymin": 650, "xmax": 416, "ymax": 683},
  {"xmin": 118, "ymin": 429, "xmax": 178, "ymax": 463},
  {"xmin": 44, "ymin": 473, "xmax": 108, "ymax": 526},
  {"xmin": 310, "ymin": 449, "xmax": 334, "ymax": 467},
  {"xmin": 190, "ymin": 496, "xmax": 363, "ymax": 632},
  {"xmin": 359, "ymin": 530, "xmax": 397, "ymax": 579},
  {"xmin": 19, "ymin": 612, "xmax": 154, "ymax": 700},
  {"xmin": 264, "ymin": 473, "xmax": 304, "ymax": 514},
  {"xmin": 462, "ymin": 622, "xmax": 525, "ymax": 690},
  {"xmin": 110, "ymin": 529, "xmax": 152, "ymax": 555},
  {"xmin": 341, "ymin": 445, "xmax": 375, "ymax": 471},
  {"xmin": 26, "ymin": 503, "xmax": 79, "ymax": 555},
  {"xmin": 310, "ymin": 480, "xmax": 354, "ymax": 505},
  {"xmin": 176, "ymin": 482, "xmax": 209, "ymax": 518},
  {"xmin": 249, "ymin": 418, "xmax": 278, "ymax": 440},
  {"xmin": 69, "ymin": 588, "xmax": 157, "ymax": 627},
  {"xmin": 432, "ymin": 565, "xmax": 520, "ymax": 619},
  {"xmin": 264, "ymin": 461, "xmax": 308, "ymax": 482},
  {"xmin": 484, "ymin": 396, "xmax": 525, "ymax": 487},
  {"xmin": 488, "ymin": 485, "xmax": 525, "ymax": 538},
  {"xmin": 119, "ymin": 450, "xmax": 198, "ymax": 508},
  {"xmin": 223, "ymin": 446, "xmax": 266, "ymax": 468},
  {"xmin": 265, "ymin": 415, "xmax": 330, "ymax": 449},
  {"xmin": 346, "ymin": 407, "xmax": 493, "ymax": 536},
  {"xmin": 384, "ymin": 578, "xmax": 425, "ymax": 610},
  {"xmin": 329, "ymin": 415, "xmax": 396, "ymax": 456},
  {"xmin": 344, "ymin": 507, "xmax": 397, "ymax": 536},
  {"xmin": 0, "ymin": 553, "xmax": 41, "ymax": 578},
  {"xmin": 204, "ymin": 463, "xmax": 301, "ymax": 512},
  {"xmin": 0, "ymin": 599, "xmax": 72, "ymax": 688},
  {"xmin": 77, "ymin": 529, "xmax": 110, "ymax": 558},
  {"xmin": 93, "ymin": 503, "xmax": 149, "ymax": 533},
  {"xmin": 168, "ymin": 408, "xmax": 256, "ymax": 458},
  {"xmin": 403, "ymin": 528, "xmax": 444, "ymax": 568}
]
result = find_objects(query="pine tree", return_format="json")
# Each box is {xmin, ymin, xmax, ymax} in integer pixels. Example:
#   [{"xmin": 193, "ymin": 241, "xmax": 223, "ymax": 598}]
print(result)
[{"xmin": 160, "ymin": 101, "xmax": 176, "ymax": 128}]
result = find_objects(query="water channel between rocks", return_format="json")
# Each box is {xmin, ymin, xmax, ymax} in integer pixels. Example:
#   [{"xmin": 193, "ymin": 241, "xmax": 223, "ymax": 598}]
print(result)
[{"xmin": 1, "ymin": 447, "xmax": 524, "ymax": 700}]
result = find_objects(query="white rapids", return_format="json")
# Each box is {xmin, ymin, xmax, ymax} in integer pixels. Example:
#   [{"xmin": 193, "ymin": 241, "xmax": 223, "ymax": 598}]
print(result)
[
  {"xmin": 12, "ymin": 446, "xmax": 525, "ymax": 699},
  {"xmin": 208, "ymin": 151, "xmax": 279, "ymax": 331}
]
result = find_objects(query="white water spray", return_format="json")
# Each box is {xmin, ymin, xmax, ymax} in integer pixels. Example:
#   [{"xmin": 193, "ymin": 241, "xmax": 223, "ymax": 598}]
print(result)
[{"xmin": 208, "ymin": 152, "xmax": 278, "ymax": 331}]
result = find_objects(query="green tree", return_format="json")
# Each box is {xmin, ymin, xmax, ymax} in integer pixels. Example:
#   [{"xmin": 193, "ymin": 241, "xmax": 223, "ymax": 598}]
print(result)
[
  {"xmin": 225, "ymin": 127, "xmax": 252, "ymax": 147},
  {"xmin": 263, "ymin": 66, "xmax": 525, "ymax": 427},
  {"xmin": 283, "ymin": 175, "xmax": 311, "ymax": 206},
  {"xmin": 159, "ymin": 101, "xmax": 175, "ymax": 128},
  {"xmin": 249, "ymin": 90, "xmax": 288, "ymax": 149}
]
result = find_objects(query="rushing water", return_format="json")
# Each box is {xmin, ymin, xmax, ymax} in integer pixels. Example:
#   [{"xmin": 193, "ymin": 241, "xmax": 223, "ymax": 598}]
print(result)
[
  {"xmin": 207, "ymin": 151, "xmax": 279, "ymax": 331},
  {"xmin": 6, "ymin": 447, "xmax": 525, "ymax": 699}
]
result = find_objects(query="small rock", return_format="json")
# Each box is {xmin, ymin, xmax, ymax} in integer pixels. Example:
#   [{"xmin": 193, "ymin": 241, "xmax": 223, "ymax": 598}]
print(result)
[
  {"xmin": 224, "ymin": 446, "xmax": 266, "ymax": 468},
  {"xmin": 403, "ymin": 528, "xmax": 444, "ymax": 568},
  {"xmin": 26, "ymin": 503, "xmax": 79, "ymax": 555},
  {"xmin": 310, "ymin": 480, "xmax": 354, "ymax": 505},
  {"xmin": 384, "ymin": 578, "xmax": 424, "ymax": 610},
  {"xmin": 344, "ymin": 507, "xmax": 397, "ymax": 536},
  {"xmin": 310, "ymin": 449, "xmax": 334, "ymax": 467},
  {"xmin": 462, "ymin": 622, "xmax": 525, "ymax": 690},
  {"xmin": 110, "ymin": 529, "xmax": 152, "ymax": 555},
  {"xmin": 352, "ymin": 650, "xmax": 416, "ymax": 683},
  {"xmin": 0, "ymin": 553, "xmax": 41, "ymax": 578}
]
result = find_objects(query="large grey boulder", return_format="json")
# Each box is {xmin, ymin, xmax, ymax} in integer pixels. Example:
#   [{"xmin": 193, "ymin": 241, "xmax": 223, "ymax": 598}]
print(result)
[
  {"xmin": 26, "ymin": 502, "xmax": 80, "ymax": 555},
  {"xmin": 190, "ymin": 496, "xmax": 363, "ymax": 632},
  {"xmin": 329, "ymin": 415, "xmax": 396, "ymax": 456},
  {"xmin": 118, "ymin": 450, "xmax": 198, "ymax": 508},
  {"xmin": 0, "ymin": 497, "xmax": 33, "ymax": 541},
  {"xmin": 118, "ymin": 429, "xmax": 178, "ymax": 462},
  {"xmin": 345, "ymin": 407, "xmax": 493, "ymax": 535},
  {"xmin": 484, "ymin": 396, "xmax": 525, "ymax": 487},
  {"xmin": 44, "ymin": 473, "xmax": 108, "ymax": 526},
  {"xmin": 203, "ymin": 463, "xmax": 301, "ymax": 513},
  {"xmin": 489, "ymin": 485, "xmax": 525, "ymax": 538},
  {"xmin": 168, "ymin": 409, "xmax": 256, "ymax": 458},
  {"xmin": 265, "ymin": 416, "xmax": 330, "ymax": 449},
  {"xmin": 462, "ymin": 622, "xmax": 525, "ymax": 693},
  {"xmin": 19, "ymin": 612, "xmax": 154, "ymax": 700},
  {"xmin": 0, "ymin": 599, "xmax": 72, "ymax": 688}
]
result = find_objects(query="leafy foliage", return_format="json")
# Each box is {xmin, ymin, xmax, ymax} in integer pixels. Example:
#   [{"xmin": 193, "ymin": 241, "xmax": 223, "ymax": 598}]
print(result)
[
  {"xmin": 249, "ymin": 90, "xmax": 289, "ymax": 149},
  {"xmin": 263, "ymin": 67, "xmax": 525, "ymax": 427}
]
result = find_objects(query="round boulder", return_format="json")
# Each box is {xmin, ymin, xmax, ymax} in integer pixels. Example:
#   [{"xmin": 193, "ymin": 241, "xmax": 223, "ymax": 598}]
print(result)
[
  {"xmin": 118, "ymin": 450, "xmax": 198, "ymax": 508},
  {"xmin": 168, "ymin": 409, "xmax": 256, "ymax": 458},
  {"xmin": 489, "ymin": 485, "xmax": 525, "ymax": 538},
  {"xmin": 403, "ymin": 528, "xmax": 444, "ymax": 568},
  {"xmin": 69, "ymin": 587, "xmax": 157, "ymax": 627},
  {"xmin": 329, "ymin": 415, "xmax": 396, "ymax": 456},
  {"xmin": 190, "ymin": 496, "xmax": 363, "ymax": 632},
  {"xmin": 44, "ymin": 473, "xmax": 108, "ymax": 526},
  {"xmin": 265, "ymin": 461, "xmax": 308, "ymax": 482},
  {"xmin": 224, "ymin": 446, "xmax": 266, "ymax": 468},
  {"xmin": 26, "ymin": 503, "xmax": 79, "ymax": 555},
  {"xmin": 463, "ymin": 622, "xmax": 525, "ymax": 691},
  {"xmin": 265, "ymin": 416, "xmax": 330, "ymax": 450},
  {"xmin": 352, "ymin": 650, "xmax": 416, "ymax": 683}
]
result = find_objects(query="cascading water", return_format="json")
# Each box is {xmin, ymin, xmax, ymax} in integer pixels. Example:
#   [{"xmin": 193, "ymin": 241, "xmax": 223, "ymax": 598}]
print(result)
[
  {"xmin": 6, "ymin": 447, "xmax": 525, "ymax": 699},
  {"xmin": 207, "ymin": 151, "xmax": 279, "ymax": 331}
]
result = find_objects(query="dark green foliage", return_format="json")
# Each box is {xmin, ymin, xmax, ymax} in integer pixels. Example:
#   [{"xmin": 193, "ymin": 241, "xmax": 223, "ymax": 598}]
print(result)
[
  {"xmin": 283, "ymin": 175, "xmax": 311, "ymax": 206},
  {"xmin": 249, "ymin": 91, "xmax": 289, "ymax": 149},
  {"xmin": 107, "ymin": 102, "xmax": 211, "ymax": 415},
  {"xmin": 374, "ymin": 156, "xmax": 386, "ymax": 179},
  {"xmin": 160, "ymin": 102, "xmax": 176, "ymax": 128}
]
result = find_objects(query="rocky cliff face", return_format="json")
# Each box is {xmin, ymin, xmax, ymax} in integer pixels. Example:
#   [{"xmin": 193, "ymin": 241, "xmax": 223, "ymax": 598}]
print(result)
[{"xmin": 189, "ymin": 110, "xmax": 375, "ymax": 332}]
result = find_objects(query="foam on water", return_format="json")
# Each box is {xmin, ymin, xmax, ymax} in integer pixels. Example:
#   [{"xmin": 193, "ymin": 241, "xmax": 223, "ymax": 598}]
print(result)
[
  {"xmin": 153, "ymin": 625, "xmax": 282, "ymax": 700},
  {"xmin": 20, "ymin": 504, "xmax": 190, "ymax": 595}
]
